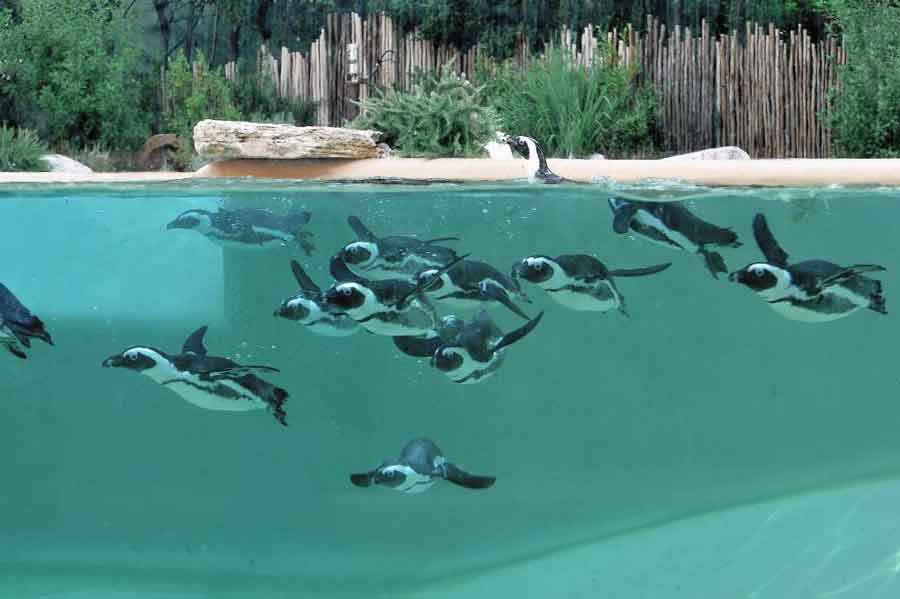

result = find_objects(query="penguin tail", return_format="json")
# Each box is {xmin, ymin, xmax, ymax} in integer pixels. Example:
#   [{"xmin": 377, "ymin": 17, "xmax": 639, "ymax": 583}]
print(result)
[
  {"xmin": 819, "ymin": 264, "xmax": 887, "ymax": 290},
  {"xmin": 698, "ymin": 249, "xmax": 728, "ymax": 279},
  {"xmin": 267, "ymin": 387, "xmax": 289, "ymax": 427},
  {"xmin": 444, "ymin": 463, "xmax": 495, "ymax": 490}
]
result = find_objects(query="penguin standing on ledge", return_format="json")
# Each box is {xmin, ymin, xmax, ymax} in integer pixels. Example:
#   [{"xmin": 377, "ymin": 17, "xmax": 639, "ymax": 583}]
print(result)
[
  {"xmin": 167, "ymin": 207, "xmax": 316, "ymax": 255},
  {"xmin": 102, "ymin": 326, "xmax": 289, "ymax": 426},
  {"xmin": 274, "ymin": 261, "xmax": 360, "ymax": 337},
  {"xmin": 514, "ymin": 254, "xmax": 671, "ymax": 315},
  {"xmin": 350, "ymin": 438, "xmax": 495, "ymax": 493},
  {"xmin": 729, "ymin": 213, "xmax": 887, "ymax": 323},
  {"xmin": 608, "ymin": 196, "xmax": 741, "ymax": 278},
  {"xmin": 502, "ymin": 135, "xmax": 568, "ymax": 184},
  {"xmin": 0, "ymin": 282, "xmax": 53, "ymax": 360}
]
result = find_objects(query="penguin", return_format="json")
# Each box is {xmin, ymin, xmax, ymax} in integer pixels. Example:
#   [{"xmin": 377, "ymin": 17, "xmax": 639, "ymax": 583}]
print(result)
[
  {"xmin": 102, "ymin": 326, "xmax": 289, "ymax": 426},
  {"xmin": 322, "ymin": 277, "xmax": 440, "ymax": 338},
  {"xmin": 167, "ymin": 207, "xmax": 315, "ymax": 255},
  {"xmin": 274, "ymin": 261, "xmax": 360, "ymax": 337},
  {"xmin": 340, "ymin": 215, "xmax": 459, "ymax": 282},
  {"xmin": 350, "ymin": 438, "xmax": 495, "ymax": 493},
  {"xmin": 395, "ymin": 310, "xmax": 543, "ymax": 384},
  {"xmin": 0, "ymin": 282, "xmax": 53, "ymax": 359},
  {"xmin": 416, "ymin": 258, "xmax": 532, "ymax": 320},
  {"xmin": 729, "ymin": 213, "xmax": 887, "ymax": 323},
  {"xmin": 608, "ymin": 196, "xmax": 741, "ymax": 278},
  {"xmin": 502, "ymin": 135, "xmax": 567, "ymax": 184},
  {"xmin": 514, "ymin": 254, "xmax": 671, "ymax": 315}
]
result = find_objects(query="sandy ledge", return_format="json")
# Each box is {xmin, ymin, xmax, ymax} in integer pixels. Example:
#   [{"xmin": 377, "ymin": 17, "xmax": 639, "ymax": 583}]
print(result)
[{"xmin": 2, "ymin": 158, "xmax": 900, "ymax": 187}]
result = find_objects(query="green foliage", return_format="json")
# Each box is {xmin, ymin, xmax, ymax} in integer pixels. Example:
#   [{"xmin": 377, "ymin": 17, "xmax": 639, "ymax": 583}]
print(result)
[
  {"xmin": 0, "ymin": 125, "xmax": 48, "ymax": 172},
  {"xmin": 351, "ymin": 63, "xmax": 498, "ymax": 157},
  {"xmin": 827, "ymin": 0, "xmax": 900, "ymax": 158},
  {"xmin": 229, "ymin": 59, "xmax": 318, "ymax": 125},
  {"xmin": 480, "ymin": 47, "xmax": 656, "ymax": 158},
  {"xmin": 0, "ymin": 0, "xmax": 152, "ymax": 151}
]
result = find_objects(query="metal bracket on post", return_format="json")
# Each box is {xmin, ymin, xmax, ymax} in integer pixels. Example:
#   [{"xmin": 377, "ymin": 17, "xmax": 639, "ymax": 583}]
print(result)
[{"xmin": 346, "ymin": 43, "xmax": 360, "ymax": 83}]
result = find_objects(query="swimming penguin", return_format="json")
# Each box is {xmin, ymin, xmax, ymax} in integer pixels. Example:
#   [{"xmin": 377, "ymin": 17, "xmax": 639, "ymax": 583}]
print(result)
[
  {"xmin": 608, "ymin": 197, "xmax": 741, "ymax": 278},
  {"xmin": 502, "ymin": 135, "xmax": 567, "ymax": 184},
  {"xmin": 274, "ymin": 261, "xmax": 360, "ymax": 337},
  {"xmin": 102, "ymin": 326, "xmax": 289, "ymax": 426},
  {"xmin": 514, "ymin": 254, "xmax": 671, "ymax": 315},
  {"xmin": 350, "ymin": 438, "xmax": 495, "ymax": 493},
  {"xmin": 167, "ymin": 207, "xmax": 315, "ymax": 255},
  {"xmin": 340, "ymin": 215, "xmax": 459, "ymax": 282},
  {"xmin": 0, "ymin": 282, "xmax": 53, "ymax": 359},
  {"xmin": 416, "ymin": 258, "xmax": 532, "ymax": 320},
  {"xmin": 729, "ymin": 213, "xmax": 887, "ymax": 323},
  {"xmin": 322, "ymin": 278, "xmax": 440, "ymax": 337},
  {"xmin": 395, "ymin": 310, "xmax": 543, "ymax": 384}
]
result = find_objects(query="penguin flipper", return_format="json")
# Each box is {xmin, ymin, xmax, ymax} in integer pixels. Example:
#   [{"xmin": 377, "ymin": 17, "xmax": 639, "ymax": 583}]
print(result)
[
  {"xmin": 610, "ymin": 199, "xmax": 639, "ymax": 234},
  {"xmin": 4, "ymin": 341, "xmax": 27, "ymax": 359},
  {"xmin": 330, "ymin": 253, "xmax": 365, "ymax": 283},
  {"xmin": 698, "ymin": 249, "xmax": 728, "ymax": 279},
  {"xmin": 347, "ymin": 216, "xmax": 377, "ymax": 242},
  {"xmin": 494, "ymin": 311, "xmax": 544, "ymax": 352},
  {"xmin": 818, "ymin": 264, "xmax": 887, "ymax": 290},
  {"xmin": 423, "ymin": 237, "xmax": 461, "ymax": 244},
  {"xmin": 479, "ymin": 282, "xmax": 530, "ymax": 320},
  {"xmin": 752, "ymin": 214, "xmax": 790, "ymax": 267},
  {"xmin": 608, "ymin": 262, "xmax": 672, "ymax": 277},
  {"xmin": 182, "ymin": 326, "xmax": 209, "ymax": 355},
  {"xmin": 394, "ymin": 255, "xmax": 469, "ymax": 308},
  {"xmin": 290, "ymin": 260, "xmax": 322, "ymax": 294},
  {"xmin": 443, "ymin": 463, "xmax": 495, "ymax": 489},
  {"xmin": 350, "ymin": 470, "xmax": 377, "ymax": 487},
  {"xmin": 393, "ymin": 335, "xmax": 442, "ymax": 358}
]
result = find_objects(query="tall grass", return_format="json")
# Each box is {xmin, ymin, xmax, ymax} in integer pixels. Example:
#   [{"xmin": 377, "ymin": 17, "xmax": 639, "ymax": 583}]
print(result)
[
  {"xmin": 0, "ymin": 126, "xmax": 48, "ymax": 172},
  {"xmin": 480, "ymin": 46, "xmax": 657, "ymax": 158}
]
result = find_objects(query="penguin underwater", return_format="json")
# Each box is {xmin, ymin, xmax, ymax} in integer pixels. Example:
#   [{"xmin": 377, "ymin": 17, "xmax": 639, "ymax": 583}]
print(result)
[
  {"xmin": 340, "ymin": 215, "xmax": 459, "ymax": 282},
  {"xmin": 167, "ymin": 207, "xmax": 316, "ymax": 255},
  {"xmin": 102, "ymin": 326, "xmax": 289, "ymax": 426},
  {"xmin": 514, "ymin": 254, "xmax": 671, "ymax": 315},
  {"xmin": 608, "ymin": 196, "xmax": 741, "ymax": 278},
  {"xmin": 274, "ymin": 260, "xmax": 360, "ymax": 337},
  {"xmin": 350, "ymin": 438, "xmax": 495, "ymax": 493},
  {"xmin": 502, "ymin": 135, "xmax": 568, "ymax": 184},
  {"xmin": 0, "ymin": 282, "xmax": 53, "ymax": 359},
  {"xmin": 416, "ymin": 258, "xmax": 532, "ymax": 320},
  {"xmin": 729, "ymin": 213, "xmax": 887, "ymax": 323},
  {"xmin": 394, "ymin": 309, "xmax": 544, "ymax": 384}
]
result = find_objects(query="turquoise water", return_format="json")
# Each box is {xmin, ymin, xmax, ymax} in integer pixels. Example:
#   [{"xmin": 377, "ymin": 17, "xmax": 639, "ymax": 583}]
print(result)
[{"xmin": 2, "ymin": 181, "xmax": 900, "ymax": 598}]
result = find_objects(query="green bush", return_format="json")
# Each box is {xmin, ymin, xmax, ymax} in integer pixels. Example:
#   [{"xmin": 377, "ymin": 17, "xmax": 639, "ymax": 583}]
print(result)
[
  {"xmin": 0, "ymin": 126, "xmax": 48, "ymax": 172},
  {"xmin": 351, "ymin": 63, "xmax": 498, "ymax": 157},
  {"xmin": 827, "ymin": 0, "xmax": 900, "ymax": 158},
  {"xmin": 0, "ymin": 0, "xmax": 152, "ymax": 151},
  {"xmin": 480, "ymin": 47, "xmax": 657, "ymax": 158},
  {"xmin": 230, "ymin": 59, "xmax": 318, "ymax": 126}
]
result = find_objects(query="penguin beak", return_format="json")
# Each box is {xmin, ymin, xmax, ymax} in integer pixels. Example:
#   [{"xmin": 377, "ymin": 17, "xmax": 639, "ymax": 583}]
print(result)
[{"xmin": 102, "ymin": 354, "xmax": 124, "ymax": 368}]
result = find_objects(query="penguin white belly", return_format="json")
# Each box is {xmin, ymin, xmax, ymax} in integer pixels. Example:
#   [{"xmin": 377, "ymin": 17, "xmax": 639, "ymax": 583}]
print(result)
[
  {"xmin": 306, "ymin": 317, "xmax": 360, "ymax": 337},
  {"xmin": 767, "ymin": 287, "xmax": 865, "ymax": 323},
  {"xmin": 356, "ymin": 255, "xmax": 447, "ymax": 282},
  {"xmin": 141, "ymin": 365, "xmax": 264, "ymax": 412},
  {"xmin": 351, "ymin": 299, "xmax": 436, "ymax": 337},
  {"xmin": 633, "ymin": 211, "xmax": 699, "ymax": 252},
  {"xmin": 385, "ymin": 465, "xmax": 436, "ymax": 494},
  {"xmin": 432, "ymin": 293, "xmax": 486, "ymax": 312},
  {"xmin": 547, "ymin": 286, "xmax": 619, "ymax": 312},
  {"xmin": 206, "ymin": 235, "xmax": 286, "ymax": 251},
  {"xmin": 444, "ymin": 348, "xmax": 501, "ymax": 384}
]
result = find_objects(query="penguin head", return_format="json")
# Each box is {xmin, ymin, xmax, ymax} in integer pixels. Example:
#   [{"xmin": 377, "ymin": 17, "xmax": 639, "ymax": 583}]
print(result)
[
  {"xmin": 341, "ymin": 241, "xmax": 379, "ymax": 269},
  {"xmin": 373, "ymin": 465, "xmax": 409, "ymax": 489},
  {"xmin": 274, "ymin": 296, "xmax": 314, "ymax": 321},
  {"xmin": 102, "ymin": 347, "xmax": 161, "ymax": 372},
  {"xmin": 515, "ymin": 256, "xmax": 556, "ymax": 284},
  {"xmin": 431, "ymin": 347, "xmax": 465, "ymax": 373},
  {"xmin": 416, "ymin": 268, "xmax": 451, "ymax": 295},
  {"xmin": 504, "ymin": 135, "xmax": 532, "ymax": 158},
  {"xmin": 324, "ymin": 282, "xmax": 370, "ymax": 312},
  {"xmin": 728, "ymin": 262, "xmax": 784, "ymax": 292},
  {"xmin": 167, "ymin": 210, "xmax": 212, "ymax": 232}
]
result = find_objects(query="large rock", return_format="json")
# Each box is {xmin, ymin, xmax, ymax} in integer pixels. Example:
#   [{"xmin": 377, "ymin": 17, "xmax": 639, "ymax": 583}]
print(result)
[
  {"xmin": 41, "ymin": 154, "xmax": 93, "ymax": 174},
  {"xmin": 662, "ymin": 146, "xmax": 750, "ymax": 160},
  {"xmin": 193, "ymin": 120, "xmax": 383, "ymax": 160},
  {"xmin": 135, "ymin": 133, "xmax": 184, "ymax": 170}
]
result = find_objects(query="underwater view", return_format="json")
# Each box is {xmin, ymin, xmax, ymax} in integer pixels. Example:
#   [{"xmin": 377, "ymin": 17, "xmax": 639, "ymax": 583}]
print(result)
[{"xmin": 3, "ymin": 181, "xmax": 900, "ymax": 598}]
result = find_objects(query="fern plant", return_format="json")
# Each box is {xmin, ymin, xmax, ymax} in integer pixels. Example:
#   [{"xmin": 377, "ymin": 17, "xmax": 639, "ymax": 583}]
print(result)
[
  {"xmin": 0, "ymin": 126, "xmax": 48, "ymax": 172},
  {"xmin": 352, "ymin": 63, "xmax": 499, "ymax": 157}
]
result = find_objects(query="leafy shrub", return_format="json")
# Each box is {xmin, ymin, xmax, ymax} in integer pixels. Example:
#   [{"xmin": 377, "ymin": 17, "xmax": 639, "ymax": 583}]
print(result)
[
  {"xmin": 480, "ymin": 47, "xmax": 657, "ymax": 158},
  {"xmin": 0, "ymin": 126, "xmax": 48, "ymax": 172},
  {"xmin": 0, "ymin": 0, "xmax": 152, "ymax": 151},
  {"xmin": 230, "ymin": 59, "xmax": 318, "ymax": 126},
  {"xmin": 351, "ymin": 63, "xmax": 498, "ymax": 157},
  {"xmin": 827, "ymin": 0, "xmax": 900, "ymax": 158}
]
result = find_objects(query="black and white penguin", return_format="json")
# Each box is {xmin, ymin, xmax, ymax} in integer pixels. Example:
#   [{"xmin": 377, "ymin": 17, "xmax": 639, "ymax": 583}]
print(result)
[
  {"xmin": 503, "ymin": 135, "xmax": 567, "ymax": 184},
  {"xmin": 608, "ymin": 196, "xmax": 741, "ymax": 278},
  {"xmin": 340, "ymin": 215, "xmax": 459, "ymax": 281},
  {"xmin": 167, "ymin": 207, "xmax": 315, "ymax": 255},
  {"xmin": 514, "ymin": 254, "xmax": 671, "ymax": 315},
  {"xmin": 416, "ymin": 258, "xmax": 532, "ymax": 320},
  {"xmin": 395, "ymin": 310, "xmax": 543, "ymax": 384},
  {"xmin": 0, "ymin": 282, "xmax": 53, "ymax": 360},
  {"xmin": 274, "ymin": 261, "xmax": 360, "ymax": 337},
  {"xmin": 102, "ymin": 326, "xmax": 289, "ymax": 426},
  {"xmin": 322, "ymin": 278, "xmax": 440, "ymax": 337},
  {"xmin": 729, "ymin": 213, "xmax": 887, "ymax": 323},
  {"xmin": 350, "ymin": 438, "xmax": 495, "ymax": 493}
]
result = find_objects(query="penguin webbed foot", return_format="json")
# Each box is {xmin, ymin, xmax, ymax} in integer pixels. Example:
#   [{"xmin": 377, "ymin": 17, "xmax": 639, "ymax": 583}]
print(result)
[
  {"xmin": 4, "ymin": 343, "xmax": 27, "ymax": 360},
  {"xmin": 443, "ymin": 463, "xmax": 495, "ymax": 490},
  {"xmin": 267, "ymin": 388, "xmax": 289, "ymax": 427},
  {"xmin": 699, "ymin": 248, "xmax": 728, "ymax": 279}
]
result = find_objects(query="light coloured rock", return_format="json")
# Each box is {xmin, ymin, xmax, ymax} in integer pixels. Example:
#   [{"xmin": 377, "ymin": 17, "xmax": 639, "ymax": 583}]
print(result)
[
  {"xmin": 662, "ymin": 146, "xmax": 750, "ymax": 160},
  {"xmin": 589, "ymin": 153, "xmax": 606, "ymax": 160},
  {"xmin": 41, "ymin": 154, "xmax": 93, "ymax": 174},
  {"xmin": 193, "ymin": 120, "xmax": 382, "ymax": 160}
]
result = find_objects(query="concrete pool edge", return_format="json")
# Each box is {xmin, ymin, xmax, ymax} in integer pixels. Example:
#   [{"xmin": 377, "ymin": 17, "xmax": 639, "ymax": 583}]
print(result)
[{"xmin": 3, "ymin": 157, "xmax": 900, "ymax": 186}]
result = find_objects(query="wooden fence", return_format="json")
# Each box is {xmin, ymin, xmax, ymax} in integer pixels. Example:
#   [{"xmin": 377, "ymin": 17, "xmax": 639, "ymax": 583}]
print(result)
[{"xmin": 225, "ymin": 13, "xmax": 846, "ymax": 158}]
